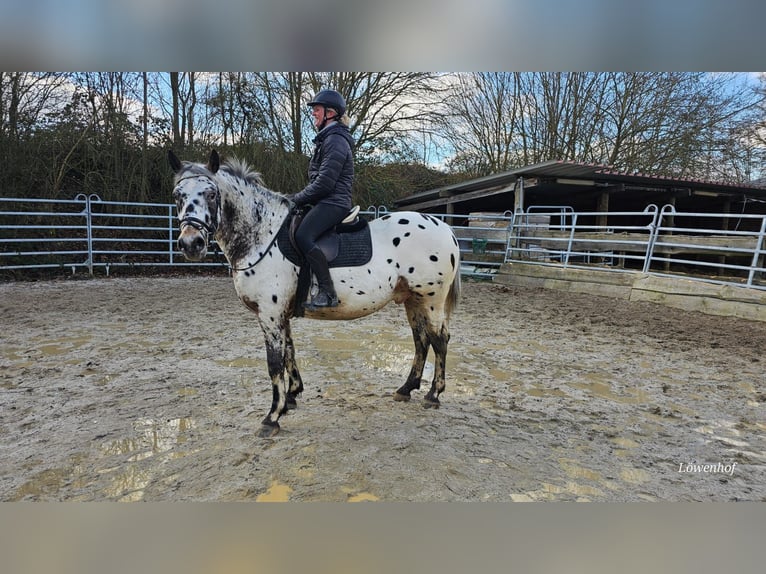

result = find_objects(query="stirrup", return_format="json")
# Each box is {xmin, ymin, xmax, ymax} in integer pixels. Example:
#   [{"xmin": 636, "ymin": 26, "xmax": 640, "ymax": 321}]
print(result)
[{"xmin": 303, "ymin": 290, "xmax": 339, "ymax": 310}]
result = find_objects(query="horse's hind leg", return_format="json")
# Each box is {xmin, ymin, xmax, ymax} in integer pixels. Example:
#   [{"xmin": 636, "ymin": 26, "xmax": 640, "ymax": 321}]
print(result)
[
  {"xmin": 423, "ymin": 319, "xmax": 450, "ymax": 408},
  {"xmin": 394, "ymin": 301, "xmax": 431, "ymax": 402},
  {"xmin": 405, "ymin": 298, "xmax": 450, "ymax": 409},
  {"xmin": 284, "ymin": 321, "xmax": 303, "ymax": 410}
]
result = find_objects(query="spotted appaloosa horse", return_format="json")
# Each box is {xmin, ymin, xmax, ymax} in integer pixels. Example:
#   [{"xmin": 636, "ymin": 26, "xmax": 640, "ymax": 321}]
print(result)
[{"xmin": 169, "ymin": 149, "xmax": 461, "ymax": 437}]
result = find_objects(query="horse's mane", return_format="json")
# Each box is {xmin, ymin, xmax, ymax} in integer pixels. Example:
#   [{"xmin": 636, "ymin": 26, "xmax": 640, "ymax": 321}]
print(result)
[{"xmin": 220, "ymin": 156, "xmax": 267, "ymax": 188}]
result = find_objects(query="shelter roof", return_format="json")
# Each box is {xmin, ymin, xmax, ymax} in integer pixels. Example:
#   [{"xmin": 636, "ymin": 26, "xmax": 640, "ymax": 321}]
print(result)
[{"xmin": 394, "ymin": 160, "xmax": 766, "ymax": 210}]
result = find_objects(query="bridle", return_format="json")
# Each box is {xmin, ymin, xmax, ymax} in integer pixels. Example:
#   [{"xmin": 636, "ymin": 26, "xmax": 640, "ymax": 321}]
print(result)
[
  {"xmin": 174, "ymin": 171, "xmax": 292, "ymax": 274},
  {"xmin": 175, "ymin": 174, "xmax": 221, "ymax": 240}
]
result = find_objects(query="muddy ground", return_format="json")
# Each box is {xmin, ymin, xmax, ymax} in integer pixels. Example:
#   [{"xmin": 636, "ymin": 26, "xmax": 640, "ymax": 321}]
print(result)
[{"xmin": 1, "ymin": 275, "xmax": 764, "ymax": 501}]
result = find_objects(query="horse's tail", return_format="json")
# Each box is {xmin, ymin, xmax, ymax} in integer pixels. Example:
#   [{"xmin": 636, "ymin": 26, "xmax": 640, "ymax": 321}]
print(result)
[{"xmin": 446, "ymin": 250, "xmax": 461, "ymax": 319}]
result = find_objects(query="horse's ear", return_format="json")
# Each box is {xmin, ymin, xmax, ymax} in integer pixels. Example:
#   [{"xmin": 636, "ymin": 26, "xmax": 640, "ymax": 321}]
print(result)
[
  {"xmin": 208, "ymin": 149, "xmax": 220, "ymax": 174},
  {"xmin": 168, "ymin": 149, "xmax": 182, "ymax": 173}
]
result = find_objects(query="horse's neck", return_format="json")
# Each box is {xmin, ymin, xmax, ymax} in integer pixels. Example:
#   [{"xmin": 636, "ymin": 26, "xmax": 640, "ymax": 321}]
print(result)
[{"xmin": 217, "ymin": 177, "xmax": 289, "ymax": 262}]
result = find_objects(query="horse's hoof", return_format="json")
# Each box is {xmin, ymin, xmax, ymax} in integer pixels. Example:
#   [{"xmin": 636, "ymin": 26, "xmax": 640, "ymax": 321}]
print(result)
[
  {"xmin": 393, "ymin": 392, "xmax": 411, "ymax": 402},
  {"xmin": 286, "ymin": 398, "xmax": 298, "ymax": 410},
  {"xmin": 259, "ymin": 423, "xmax": 280, "ymax": 438},
  {"xmin": 422, "ymin": 398, "xmax": 440, "ymax": 409}
]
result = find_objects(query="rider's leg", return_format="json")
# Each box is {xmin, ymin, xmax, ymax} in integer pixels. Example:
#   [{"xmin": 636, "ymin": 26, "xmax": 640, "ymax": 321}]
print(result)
[
  {"xmin": 304, "ymin": 246, "xmax": 338, "ymax": 308},
  {"xmin": 294, "ymin": 204, "xmax": 347, "ymax": 309}
]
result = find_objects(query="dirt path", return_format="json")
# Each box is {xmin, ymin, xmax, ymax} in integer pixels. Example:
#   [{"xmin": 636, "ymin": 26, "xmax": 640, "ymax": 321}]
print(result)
[{"xmin": 1, "ymin": 275, "xmax": 764, "ymax": 501}]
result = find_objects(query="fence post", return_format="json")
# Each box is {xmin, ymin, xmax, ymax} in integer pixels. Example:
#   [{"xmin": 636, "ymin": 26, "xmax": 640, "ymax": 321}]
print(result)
[
  {"xmin": 168, "ymin": 204, "xmax": 176, "ymax": 265},
  {"xmin": 74, "ymin": 193, "xmax": 99, "ymax": 277},
  {"xmin": 563, "ymin": 213, "xmax": 578, "ymax": 267},
  {"xmin": 747, "ymin": 215, "xmax": 766, "ymax": 287},
  {"xmin": 643, "ymin": 204, "xmax": 665, "ymax": 273}
]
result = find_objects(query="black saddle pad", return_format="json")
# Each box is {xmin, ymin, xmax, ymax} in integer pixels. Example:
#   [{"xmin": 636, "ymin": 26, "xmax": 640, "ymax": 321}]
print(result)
[{"xmin": 277, "ymin": 217, "xmax": 373, "ymax": 268}]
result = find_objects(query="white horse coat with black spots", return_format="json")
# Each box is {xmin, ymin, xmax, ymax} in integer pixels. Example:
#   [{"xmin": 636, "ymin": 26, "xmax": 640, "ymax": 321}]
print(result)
[{"xmin": 170, "ymin": 149, "xmax": 460, "ymax": 437}]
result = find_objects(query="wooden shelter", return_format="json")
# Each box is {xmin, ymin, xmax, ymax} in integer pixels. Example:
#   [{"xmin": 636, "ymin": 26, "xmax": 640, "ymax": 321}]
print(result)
[{"xmin": 394, "ymin": 160, "xmax": 766, "ymax": 224}]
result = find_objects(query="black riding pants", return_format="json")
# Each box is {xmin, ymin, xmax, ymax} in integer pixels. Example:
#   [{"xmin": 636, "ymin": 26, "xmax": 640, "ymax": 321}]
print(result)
[{"xmin": 295, "ymin": 203, "xmax": 349, "ymax": 255}]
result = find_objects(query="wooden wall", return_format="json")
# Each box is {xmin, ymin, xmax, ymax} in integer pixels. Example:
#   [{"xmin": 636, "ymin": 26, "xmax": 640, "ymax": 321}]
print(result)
[{"xmin": 494, "ymin": 262, "xmax": 766, "ymax": 322}]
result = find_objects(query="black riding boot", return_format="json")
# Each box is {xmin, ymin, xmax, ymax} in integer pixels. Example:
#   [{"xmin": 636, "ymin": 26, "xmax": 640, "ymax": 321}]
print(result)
[{"xmin": 304, "ymin": 247, "xmax": 339, "ymax": 309}]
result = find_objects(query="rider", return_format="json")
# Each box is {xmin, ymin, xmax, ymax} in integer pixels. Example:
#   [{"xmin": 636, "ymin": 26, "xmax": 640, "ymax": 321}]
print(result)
[{"xmin": 291, "ymin": 89, "xmax": 355, "ymax": 309}]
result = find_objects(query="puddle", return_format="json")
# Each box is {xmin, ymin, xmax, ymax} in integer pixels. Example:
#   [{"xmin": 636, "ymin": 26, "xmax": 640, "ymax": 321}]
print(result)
[
  {"xmin": 611, "ymin": 437, "xmax": 639, "ymax": 449},
  {"xmin": 97, "ymin": 417, "xmax": 196, "ymax": 500},
  {"xmin": 11, "ymin": 454, "xmax": 88, "ymax": 501},
  {"xmin": 570, "ymin": 374, "xmax": 650, "ymax": 404},
  {"xmin": 256, "ymin": 480, "xmax": 292, "ymax": 502},
  {"xmin": 347, "ymin": 492, "xmax": 379, "ymax": 502},
  {"xmin": 620, "ymin": 468, "xmax": 651, "ymax": 484},
  {"xmin": 32, "ymin": 335, "xmax": 92, "ymax": 356}
]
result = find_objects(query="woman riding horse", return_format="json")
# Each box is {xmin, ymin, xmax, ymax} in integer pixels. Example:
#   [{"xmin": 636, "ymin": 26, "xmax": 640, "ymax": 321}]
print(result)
[{"xmin": 291, "ymin": 89, "xmax": 355, "ymax": 310}]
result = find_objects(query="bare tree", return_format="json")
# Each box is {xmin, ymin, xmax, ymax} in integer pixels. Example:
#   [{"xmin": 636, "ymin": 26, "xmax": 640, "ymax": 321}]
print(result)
[{"xmin": 435, "ymin": 72, "xmax": 764, "ymax": 181}]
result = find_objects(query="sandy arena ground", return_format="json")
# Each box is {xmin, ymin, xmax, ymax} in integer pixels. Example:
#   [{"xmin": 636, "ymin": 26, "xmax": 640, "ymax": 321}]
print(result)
[{"xmin": 1, "ymin": 275, "xmax": 764, "ymax": 501}]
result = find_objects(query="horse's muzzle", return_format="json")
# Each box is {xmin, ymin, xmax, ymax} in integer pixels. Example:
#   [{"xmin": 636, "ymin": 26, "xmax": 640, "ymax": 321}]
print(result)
[{"xmin": 178, "ymin": 228, "xmax": 208, "ymax": 260}]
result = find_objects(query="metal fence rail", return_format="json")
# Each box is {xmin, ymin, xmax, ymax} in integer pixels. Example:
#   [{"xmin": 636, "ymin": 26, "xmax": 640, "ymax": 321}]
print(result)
[
  {"xmin": 2, "ymin": 196, "xmax": 765, "ymax": 291},
  {"xmin": 504, "ymin": 204, "xmax": 766, "ymax": 291}
]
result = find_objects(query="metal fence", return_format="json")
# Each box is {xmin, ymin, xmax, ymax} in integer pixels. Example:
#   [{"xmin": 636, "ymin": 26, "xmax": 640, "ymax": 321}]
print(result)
[
  {"xmin": 503, "ymin": 204, "xmax": 766, "ymax": 291},
  {"xmin": 2, "ymin": 196, "xmax": 765, "ymax": 291},
  {"xmin": 0, "ymin": 196, "xmax": 388, "ymax": 277}
]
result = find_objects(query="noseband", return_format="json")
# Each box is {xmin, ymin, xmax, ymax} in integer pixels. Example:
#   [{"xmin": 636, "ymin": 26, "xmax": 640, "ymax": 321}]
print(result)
[{"xmin": 175, "ymin": 174, "xmax": 221, "ymax": 240}]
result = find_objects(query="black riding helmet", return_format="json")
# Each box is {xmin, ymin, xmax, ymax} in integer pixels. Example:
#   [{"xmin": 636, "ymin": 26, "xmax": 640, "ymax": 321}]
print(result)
[{"xmin": 307, "ymin": 89, "xmax": 346, "ymax": 117}]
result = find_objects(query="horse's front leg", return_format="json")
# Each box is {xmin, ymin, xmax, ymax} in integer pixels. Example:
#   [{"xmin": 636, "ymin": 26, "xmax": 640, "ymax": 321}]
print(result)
[
  {"xmin": 260, "ymin": 325, "xmax": 288, "ymax": 437},
  {"xmin": 284, "ymin": 320, "xmax": 303, "ymax": 410}
]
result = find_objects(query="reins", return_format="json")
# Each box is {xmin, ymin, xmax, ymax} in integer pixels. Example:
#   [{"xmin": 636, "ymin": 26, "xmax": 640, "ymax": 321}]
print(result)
[{"xmin": 228, "ymin": 211, "xmax": 291, "ymax": 273}]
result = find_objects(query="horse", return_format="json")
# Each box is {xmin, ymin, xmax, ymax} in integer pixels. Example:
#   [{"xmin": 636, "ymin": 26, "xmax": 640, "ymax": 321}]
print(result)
[{"xmin": 168, "ymin": 149, "xmax": 461, "ymax": 437}]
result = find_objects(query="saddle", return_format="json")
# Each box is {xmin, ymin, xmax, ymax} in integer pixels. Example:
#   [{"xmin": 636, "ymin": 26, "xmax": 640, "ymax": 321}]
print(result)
[{"xmin": 277, "ymin": 205, "xmax": 373, "ymax": 316}]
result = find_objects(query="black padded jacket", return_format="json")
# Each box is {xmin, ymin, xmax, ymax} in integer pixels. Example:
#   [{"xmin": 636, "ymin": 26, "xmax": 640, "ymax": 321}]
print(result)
[{"xmin": 292, "ymin": 122, "xmax": 354, "ymax": 210}]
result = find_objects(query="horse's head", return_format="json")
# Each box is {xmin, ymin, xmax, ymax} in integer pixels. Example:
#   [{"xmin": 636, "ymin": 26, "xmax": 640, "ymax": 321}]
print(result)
[{"xmin": 168, "ymin": 149, "xmax": 221, "ymax": 261}]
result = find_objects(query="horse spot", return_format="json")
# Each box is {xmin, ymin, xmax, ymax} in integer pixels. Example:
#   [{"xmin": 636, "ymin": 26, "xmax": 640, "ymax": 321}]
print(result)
[
  {"xmin": 450, "ymin": 253, "xmax": 455, "ymax": 268},
  {"xmin": 430, "ymin": 255, "xmax": 438, "ymax": 262},
  {"xmin": 404, "ymin": 232, "xmax": 411, "ymax": 237},
  {"xmin": 356, "ymin": 290, "xmax": 366, "ymax": 295},
  {"xmin": 381, "ymin": 214, "xmax": 391, "ymax": 220},
  {"xmin": 418, "ymin": 224, "xmax": 426, "ymax": 230},
  {"xmin": 241, "ymin": 296, "xmax": 259, "ymax": 314},
  {"xmin": 367, "ymin": 269, "xmax": 372, "ymax": 274},
  {"xmin": 387, "ymin": 259, "xmax": 393, "ymax": 264},
  {"xmin": 398, "ymin": 218, "xmax": 410, "ymax": 225},
  {"xmin": 393, "ymin": 237, "xmax": 401, "ymax": 247},
  {"xmin": 272, "ymin": 294, "xmax": 278, "ymax": 303},
  {"xmin": 428, "ymin": 292, "xmax": 436, "ymax": 297},
  {"xmin": 409, "ymin": 267, "xmax": 415, "ymax": 274}
]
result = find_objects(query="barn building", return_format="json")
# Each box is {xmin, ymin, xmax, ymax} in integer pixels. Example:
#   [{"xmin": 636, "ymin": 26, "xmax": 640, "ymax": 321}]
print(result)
[
  {"xmin": 393, "ymin": 160, "xmax": 766, "ymax": 321},
  {"xmin": 394, "ymin": 159, "xmax": 766, "ymax": 221}
]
